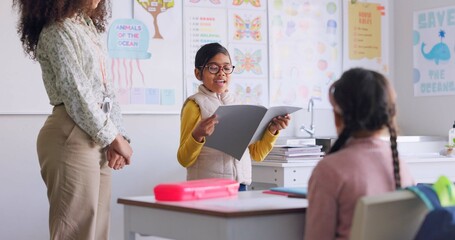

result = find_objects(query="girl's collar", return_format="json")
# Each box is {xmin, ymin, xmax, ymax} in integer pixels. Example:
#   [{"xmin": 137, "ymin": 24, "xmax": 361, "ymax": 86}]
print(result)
[{"xmin": 199, "ymin": 84, "xmax": 228, "ymax": 96}]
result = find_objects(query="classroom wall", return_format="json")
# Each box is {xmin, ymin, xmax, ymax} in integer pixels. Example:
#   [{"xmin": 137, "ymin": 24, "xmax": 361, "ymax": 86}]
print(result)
[
  {"xmin": 6, "ymin": 0, "xmax": 455, "ymax": 239},
  {"xmin": 394, "ymin": 0, "xmax": 455, "ymax": 136}
]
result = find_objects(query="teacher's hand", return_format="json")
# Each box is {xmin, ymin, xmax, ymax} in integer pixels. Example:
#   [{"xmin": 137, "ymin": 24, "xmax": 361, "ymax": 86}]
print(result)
[
  {"xmin": 107, "ymin": 147, "xmax": 127, "ymax": 170},
  {"xmin": 110, "ymin": 134, "xmax": 133, "ymax": 164}
]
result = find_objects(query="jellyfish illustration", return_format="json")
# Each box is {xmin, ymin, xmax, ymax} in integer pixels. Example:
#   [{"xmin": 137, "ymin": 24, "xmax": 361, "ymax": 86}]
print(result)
[{"xmin": 107, "ymin": 18, "xmax": 152, "ymax": 90}]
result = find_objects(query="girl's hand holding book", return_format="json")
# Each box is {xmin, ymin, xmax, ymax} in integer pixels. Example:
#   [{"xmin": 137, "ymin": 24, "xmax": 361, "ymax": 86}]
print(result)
[
  {"xmin": 268, "ymin": 114, "xmax": 291, "ymax": 135},
  {"xmin": 192, "ymin": 114, "xmax": 219, "ymax": 142}
]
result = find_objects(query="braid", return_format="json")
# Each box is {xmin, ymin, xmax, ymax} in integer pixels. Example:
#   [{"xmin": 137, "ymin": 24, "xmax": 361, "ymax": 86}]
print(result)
[
  {"xmin": 387, "ymin": 122, "xmax": 401, "ymax": 189},
  {"xmin": 329, "ymin": 127, "xmax": 351, "ymax": 154}
]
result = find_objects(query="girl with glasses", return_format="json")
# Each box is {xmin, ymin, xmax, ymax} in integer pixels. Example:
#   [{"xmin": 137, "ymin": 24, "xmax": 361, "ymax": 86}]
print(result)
[{"xmin": 177, "ymin": 42, "xmax": 290, "ymax": 191}]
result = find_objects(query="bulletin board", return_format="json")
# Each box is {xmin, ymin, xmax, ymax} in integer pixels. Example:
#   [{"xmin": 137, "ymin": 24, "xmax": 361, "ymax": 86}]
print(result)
[{"xmin": 0, "ymin": 0, "xmax": 389, "ymax": 114}]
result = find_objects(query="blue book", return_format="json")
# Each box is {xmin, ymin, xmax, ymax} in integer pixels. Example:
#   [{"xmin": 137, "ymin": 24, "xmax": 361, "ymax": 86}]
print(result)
[{"xmin": 269, "ymin": 187, "xmax": 308, "ymax": 198}]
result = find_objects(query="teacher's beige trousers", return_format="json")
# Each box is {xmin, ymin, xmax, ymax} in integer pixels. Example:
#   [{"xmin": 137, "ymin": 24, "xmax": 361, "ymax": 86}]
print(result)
[{"xmin": 37, "ymin": 105, "xmax": 111, "ymax": 240}]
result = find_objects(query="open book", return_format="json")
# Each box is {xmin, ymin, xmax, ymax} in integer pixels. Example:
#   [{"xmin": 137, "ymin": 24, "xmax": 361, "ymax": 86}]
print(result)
[{"xmin": 205, "ymin": 105, "xmax": 302, "ymax": 159}]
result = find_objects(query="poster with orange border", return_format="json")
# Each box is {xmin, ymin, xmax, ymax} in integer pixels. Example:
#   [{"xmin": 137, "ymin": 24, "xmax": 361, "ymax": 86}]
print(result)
[{"xmin": 342, "ymin": 0, "xmax": 389, "ymax": 75}]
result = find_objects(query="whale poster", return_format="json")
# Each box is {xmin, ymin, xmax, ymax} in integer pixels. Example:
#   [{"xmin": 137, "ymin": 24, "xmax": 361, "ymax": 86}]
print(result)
[{"xmin": 413, "ymin": 6, "xmax": 455, "ymax": 96}]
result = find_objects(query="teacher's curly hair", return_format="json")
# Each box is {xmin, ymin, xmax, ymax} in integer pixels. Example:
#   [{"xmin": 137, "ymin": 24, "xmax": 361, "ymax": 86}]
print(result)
[{"xmin": 13, "ymin": 0, "xmax": 111, "ymax": 59}]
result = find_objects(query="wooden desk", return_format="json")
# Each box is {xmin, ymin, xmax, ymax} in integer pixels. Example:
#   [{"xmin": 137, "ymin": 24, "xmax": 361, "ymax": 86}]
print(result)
[{"xmin": 118, "ymin": 191, "xmax": 307, "ymax": 240}]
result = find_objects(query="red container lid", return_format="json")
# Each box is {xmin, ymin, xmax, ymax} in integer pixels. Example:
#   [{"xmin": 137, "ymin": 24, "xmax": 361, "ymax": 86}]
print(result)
[{"xmin": 154, "ymin": 178, "xmax": 240, "ymax": 201}]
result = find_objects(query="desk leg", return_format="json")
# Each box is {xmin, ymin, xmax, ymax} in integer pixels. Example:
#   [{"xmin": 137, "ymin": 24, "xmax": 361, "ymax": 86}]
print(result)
[{"xmin": 124, "ymin": 206, "xmax": 136, "ymax": 240}]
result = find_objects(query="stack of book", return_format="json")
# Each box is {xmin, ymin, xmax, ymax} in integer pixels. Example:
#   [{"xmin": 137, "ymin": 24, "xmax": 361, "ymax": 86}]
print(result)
[{"xmin": 264, "ymin": 144, "xmax": 324, "ymax": 163}]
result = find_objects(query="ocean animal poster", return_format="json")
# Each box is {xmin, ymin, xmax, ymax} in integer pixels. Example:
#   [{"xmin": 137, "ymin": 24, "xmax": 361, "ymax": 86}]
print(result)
[
  {"xmin": 112, "ymin": 0, "xmax": 183, "ymax": 113},
  {"xmin": 413, "ymin": 5, "xmax": 455, "ymax": 96}
]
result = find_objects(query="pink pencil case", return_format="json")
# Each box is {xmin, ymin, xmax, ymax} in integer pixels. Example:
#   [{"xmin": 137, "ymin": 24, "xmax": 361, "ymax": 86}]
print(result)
[{"xmin": 154, "ymin": 178, "xmax": 240, "ymax": 201}]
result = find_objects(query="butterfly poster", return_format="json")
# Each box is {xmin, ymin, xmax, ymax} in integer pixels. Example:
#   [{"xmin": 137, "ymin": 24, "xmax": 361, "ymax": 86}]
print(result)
[
  {"xmin": 228, "ymin": 10, "xmax": 267, "ymax": 44},
  {"xmin": 229, "ymin": 0, "xmax": 266, "ymax": 10},
  {"xmin": 230, "ymin": 80, "xmax": 267, "ymax": 105},
  {"xmin": 229, "ymin": 44, "xmax": 267, "ymax": 79}
]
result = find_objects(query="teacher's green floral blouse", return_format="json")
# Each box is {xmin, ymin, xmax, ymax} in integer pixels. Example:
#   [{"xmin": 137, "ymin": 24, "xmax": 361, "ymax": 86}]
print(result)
[{"xmin": 36, "ymin": 15, "xmax": 129, "ymax": 147}]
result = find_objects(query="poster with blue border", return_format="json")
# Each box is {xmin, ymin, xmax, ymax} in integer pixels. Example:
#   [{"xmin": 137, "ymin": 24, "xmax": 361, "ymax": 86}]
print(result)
[
  {"xmin": 106, "ymin": 0, "xmax": 183, "ymax": 114},
  {"xmin": 413, "ymin": 5, "xmax": 455, "ymax": 97}
]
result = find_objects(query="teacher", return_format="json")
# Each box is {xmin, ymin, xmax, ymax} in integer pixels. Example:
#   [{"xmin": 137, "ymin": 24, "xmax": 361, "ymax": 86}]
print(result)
[{"xmin": 14, "ymin": 0, "xmax": 132, "ymax": 239}]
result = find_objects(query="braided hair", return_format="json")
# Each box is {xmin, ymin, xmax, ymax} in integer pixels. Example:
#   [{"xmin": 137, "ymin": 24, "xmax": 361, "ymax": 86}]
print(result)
[{"xmin": 328, "ymin": 68, "xmax": 401, "ymax": 189}]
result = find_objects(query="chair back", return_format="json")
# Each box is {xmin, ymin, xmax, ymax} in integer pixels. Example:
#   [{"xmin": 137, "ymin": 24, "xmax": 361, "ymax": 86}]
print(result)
[{"xmin": 350, "ymin": 190, "xmax": 428, "ymax": 240}]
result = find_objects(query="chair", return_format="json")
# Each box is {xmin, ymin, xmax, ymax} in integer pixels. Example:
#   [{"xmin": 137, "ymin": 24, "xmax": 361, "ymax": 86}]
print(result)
[{"xmin": 350, "ymin": 190, "xmax": 429, "ymax": 240}]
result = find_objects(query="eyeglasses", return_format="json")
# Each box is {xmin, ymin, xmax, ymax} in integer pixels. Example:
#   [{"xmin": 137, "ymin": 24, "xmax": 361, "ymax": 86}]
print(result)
[{"xmin": 201, "ymin": 63, "xmax": 235, "ymax": 74}]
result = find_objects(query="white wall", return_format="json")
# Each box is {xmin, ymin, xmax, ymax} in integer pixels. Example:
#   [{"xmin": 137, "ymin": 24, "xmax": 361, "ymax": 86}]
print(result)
[{"xmin": 393, "ymin": 0, "xmax": 455, "ymax": 136}]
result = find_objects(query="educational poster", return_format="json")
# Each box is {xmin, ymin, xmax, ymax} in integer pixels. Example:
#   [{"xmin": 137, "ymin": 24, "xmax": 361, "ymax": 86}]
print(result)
[
  {"xmin": 413, "ymin": 6, "xmax": 455, "ymax": 97},
  {"xmin": 106, "ymin": 0, "xmax": 183, "ymax": 114},
  {"xmin": 227, "ymin": 10, "xmax": 267, "ymax": 44},
  {"xmin": 268, "ymin": 0, "xmax": 342, "ymax": 109},
  {"xmin": 343, "ymin": 0, "xmax": 389, "ymax": 75},
  {"xmin": 231, "ymin": 0, "xmax": 265, "ymax": 10},
  {"xmin": 229, "ymin": 43, "xmax": 268, "ymax": 105},
  {"xmin": 183, "ymin": 0, "xmax": 269, "ymax": 106},
  {"xmin": 228, "ymin": 7, "xmax": 267, "ymax": 105},
  {"xmin": 230, "ymin": 44, "xmax": 267, "ymax": 79},
  {"xmin": 227, "ymin": 4, "xmax": 268, "ymax": 105},
  {"xmin": 231, "ymin": 79, "xmax": 266, "ymax": 105},
  {"xmin": 183, "ymin": 6, "xmax": 228, "ymax": 96}
]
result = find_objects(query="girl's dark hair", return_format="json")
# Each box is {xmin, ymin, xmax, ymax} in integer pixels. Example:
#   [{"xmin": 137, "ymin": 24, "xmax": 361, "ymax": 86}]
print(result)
[
  {"xmin": 329, "ymin": 68, "xmax": 401, "ymax": 189},
  {"xmin": 194, "ymin": 42, "xmax": 231, "ymax": 78},
  {"xmin": 13, "ymin": 0, "xmax": 111, "ymax": 60}
]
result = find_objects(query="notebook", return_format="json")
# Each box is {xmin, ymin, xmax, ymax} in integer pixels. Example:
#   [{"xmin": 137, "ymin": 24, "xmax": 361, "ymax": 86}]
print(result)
[{"xmin": 263, "ymin": 187, "xmax": 308, "ymax": 198}]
